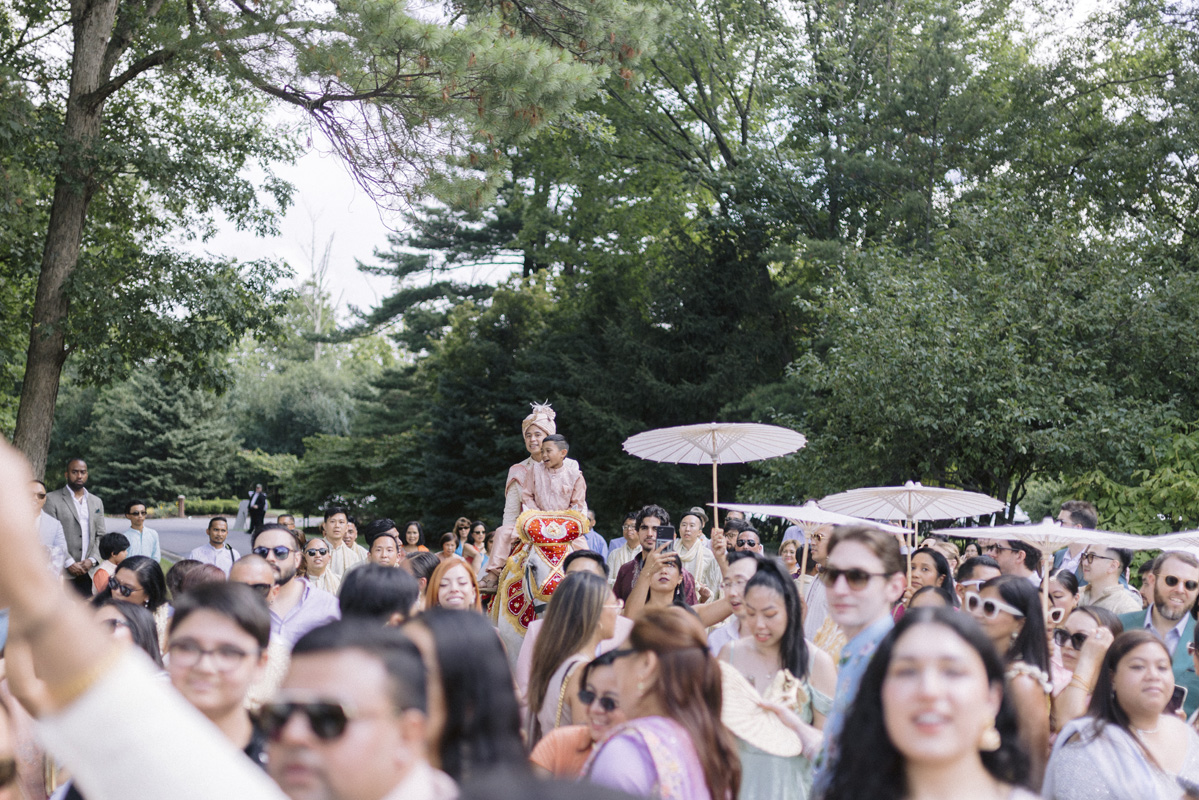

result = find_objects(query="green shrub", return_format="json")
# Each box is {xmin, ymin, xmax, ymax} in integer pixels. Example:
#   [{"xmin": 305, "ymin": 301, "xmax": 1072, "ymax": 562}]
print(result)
[{"xmin": 184, "ymin": 497, "xmax": 244, "ymax": 515}]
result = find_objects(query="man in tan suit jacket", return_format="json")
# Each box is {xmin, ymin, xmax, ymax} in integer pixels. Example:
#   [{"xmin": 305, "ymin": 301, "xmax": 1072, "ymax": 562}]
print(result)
[{"xmin": 43, "ymin": 458, "xmax": 105, "ymax": 597}]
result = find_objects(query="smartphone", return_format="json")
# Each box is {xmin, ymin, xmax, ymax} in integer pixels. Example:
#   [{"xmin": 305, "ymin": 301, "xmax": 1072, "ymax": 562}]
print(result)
[
  {"xmin": 1167, "ymin": 685, "xmax": 1188, "ymax": 716},
  {"xmin": 656, "ymin": 525, "xmax": 676, "ymax": 551}
]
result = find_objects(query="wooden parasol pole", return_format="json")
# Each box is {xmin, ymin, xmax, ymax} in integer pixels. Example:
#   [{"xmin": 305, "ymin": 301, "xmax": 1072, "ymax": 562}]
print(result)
[{"xmin": 711, "ymin": 431, "xmax": 720, "ymax": 532}]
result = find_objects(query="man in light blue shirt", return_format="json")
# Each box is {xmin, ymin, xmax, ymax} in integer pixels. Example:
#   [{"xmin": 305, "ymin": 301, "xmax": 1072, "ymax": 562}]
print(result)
[
  {"xmin": 583, "ymin": 509, "xmax": 608, "ymax": 558},
  {"xmin": 123, "ymin": 499, "xmax": 161, "ymax": 563},
  {"xmin": 813, "ymin": 523, "xmax": 907, "ymax": 793}
]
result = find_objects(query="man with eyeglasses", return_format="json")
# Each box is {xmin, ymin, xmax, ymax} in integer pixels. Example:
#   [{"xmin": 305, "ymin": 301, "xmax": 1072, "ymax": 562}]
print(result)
[
  {"xmin": 1118, "ymin": 551, "xmax": 1199, "ymax": 716},
  {"xmin": 604, "ymin": 512, "xmax": 640, "ymax": 587},
  {"xmin": 986, "ymin": 539, "xmax": 1042, "ymax": 585},
  {"xmin": 266, "ymin": 621, "xmax": 456, "ymax": 800},
  {"xmin": 120, "ymin": 499, "xmax": 161, "ymax": 562},
  {"xmin": 43, "ymin": 457, "xmax": 105, "ymax": 597},
  {"xmin": 813, "ymin": 524, "xmax": 906, "ymax": 795},
  {"xmin": 252, "ymin": 524, "xmax": 340, "ymax": 650},
  {"xmin": 1078, "ymin": 546, "xmax": 1141, "ymax": 615},
  {"xmin": 31, "ymin": 478, "xmax": 70, "ymax": 571},
  {"xmin": 188, "ymin": 516, "xmax": 242, "ymax": 576},
  {"xmin": 706, "ymin": 551, "xmax": 764, "ymax": 656}
]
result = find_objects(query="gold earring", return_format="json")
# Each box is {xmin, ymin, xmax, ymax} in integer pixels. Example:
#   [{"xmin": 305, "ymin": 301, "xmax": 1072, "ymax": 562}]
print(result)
[{"xmin": 979, "ymin": 721, "xmax": 1001, "ymax": 752}]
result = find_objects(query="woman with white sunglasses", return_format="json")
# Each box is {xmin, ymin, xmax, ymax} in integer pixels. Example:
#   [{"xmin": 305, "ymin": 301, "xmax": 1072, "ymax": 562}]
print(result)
[{"xmin": 966, "ymin": 575, "xmax": 1052, "ymax": 789}]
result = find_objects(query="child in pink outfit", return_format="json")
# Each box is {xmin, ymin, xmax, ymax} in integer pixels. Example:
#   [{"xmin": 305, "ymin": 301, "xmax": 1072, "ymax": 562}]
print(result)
[{"xmin": 521, "ymin": 434, "xmax": 588, "ymax": 513}]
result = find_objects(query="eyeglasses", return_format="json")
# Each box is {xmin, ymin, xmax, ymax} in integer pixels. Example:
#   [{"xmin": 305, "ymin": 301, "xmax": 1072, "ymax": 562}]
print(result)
[
  {"xmin": 260, "ymin": 700, "xmax": 365, "ymax": 741},
  {"xmin": 959, "ymin": 579, "xmax": 985, "ymax": 589},
  {"xmin": 984, "ymin": 545, "xmax": 1016, "ymax": 554},
  {"xmin": 1052, "ymin": 628, "xmax": 1088, "ymax": 651},
  {"xmin": 128, "ymin": 510, "xmax": 147, "ymax": 516},
  {"xmin": 253, "ymin": 545, "xmax": 296, "ymax": 560},
  {"xmin": 108, "ymin": 576, "xmax": 138, "ymax": 597},
  {"xmin": 577, "ymin": 689, "xmax": 620, "ymax": 712},
  {"xmin": 820, "ymin": 567, "xmax": 890, "ymax": 590},
  {"xmin": 735, "ymin": 539, "xmax": 758, "ymax": 548},
  {"xmin": 1081, "ymin": 552, "xmax": 1116, "ymax": 565},
  {"xmin": 1162, "ymin": 575, "xmax": 1199, "ymax": 591},
  {"xmin": 964, "ymin": 592, "xmax": 1025, "ymax": 619},
  {"xmin": 305, "ymin": 548, "xmax": 329, "ymax": 557},
  {"xmin": 721, "ymin": 576, "xmax": 749, "ymax": 590},
  {"xmin": 101, "ymin": 618, "xmax": 130, "ymax": 632},
  {"xmin": 244, "ymin": 582, "xmax": 274, "ymax": 599},
  {"xmin": 809, "ymin": 532, "xmax": 826, "ymax": 542},
  {"xmin": 168, "ymin": 640, "xmax": 255, "ymax": 672}
]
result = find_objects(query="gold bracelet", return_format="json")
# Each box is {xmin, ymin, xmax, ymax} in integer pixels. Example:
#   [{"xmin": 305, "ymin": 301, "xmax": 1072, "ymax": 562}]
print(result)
[
  {"xmin": 1068, "ymin": 676, "xmax": 1094, "ymax": 695},
  {"xmin": 47, "ymin": 644, "xmax": 125, "ymax": 710}
]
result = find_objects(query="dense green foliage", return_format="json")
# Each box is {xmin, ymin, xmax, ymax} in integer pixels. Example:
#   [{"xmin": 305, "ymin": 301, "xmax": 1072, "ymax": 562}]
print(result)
[
  {"xmin": 16, "ymin": 0, "xmax": 1199, "ymax": 536},
  {"xmin": 283, "ymin": 0, "xmax": 1199, "ymax": 535}
]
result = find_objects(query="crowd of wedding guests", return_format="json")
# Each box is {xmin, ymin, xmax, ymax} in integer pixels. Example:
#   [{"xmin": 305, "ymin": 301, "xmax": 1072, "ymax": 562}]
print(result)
[{"xmin": 7, "ymin": 446, "xmax": 1199, "ymax": 800}]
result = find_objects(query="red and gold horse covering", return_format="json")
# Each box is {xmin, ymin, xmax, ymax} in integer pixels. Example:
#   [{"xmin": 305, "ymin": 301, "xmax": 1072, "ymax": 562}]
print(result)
[{"xmin": 490, "ymin": 509, "xmax": 588, "ymax": 635}]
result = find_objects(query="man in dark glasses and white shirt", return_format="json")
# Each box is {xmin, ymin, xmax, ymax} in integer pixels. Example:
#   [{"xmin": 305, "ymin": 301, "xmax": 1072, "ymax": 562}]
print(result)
[{"xmin": 265, "ymin": 622, "xmax": 456, "ymax": 800}]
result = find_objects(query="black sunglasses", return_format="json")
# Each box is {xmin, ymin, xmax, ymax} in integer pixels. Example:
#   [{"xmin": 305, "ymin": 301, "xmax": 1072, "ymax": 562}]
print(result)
[
  {"xmin": 305, "ymin": 548, "xmax": 329, "ymax": 557},
  {"xmin": 245, "ymin": 582, "xmax": 274, "ymax": 599},
  {"xmin": 108, "ymin": 576, "xmax": 136, "ymax": 597},
  {"xmin": 1053, "ymin": 628, "xmax": 1089, "ymax": 650},
  {"xmin": 253, "ymin": 545, "xmax": 295, "ymax": 560},
  {"xmin": 820, "ymin": 567, "xmax": 889, "ymax": 590},
  {"xmin": 1163, "ymin": 575, "xmax": 1199, "ymax": 591},
  {"xmin": 735, "ymin": 539, "xmax": 758, "ymax": 547},
  {"xmin": 577, "ymin": 689, "xmax": 619, "ymax": 712},
  {"xmin": 259, "ymin": 700, "xmax": 358, "ymax": 741}
]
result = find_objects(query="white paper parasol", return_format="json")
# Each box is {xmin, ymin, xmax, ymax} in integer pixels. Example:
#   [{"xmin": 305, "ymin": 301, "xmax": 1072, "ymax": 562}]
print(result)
[
  {"xmin": 819, "ymin": 481, "xmax": 1007, "ymax": 523},
  {"xmin": 715, "ymin": 501, "xmax": 909, "ymax": 582},
  {"xmin": 623, "ymin": 423, "xmax": 807, "ymax": 527}
]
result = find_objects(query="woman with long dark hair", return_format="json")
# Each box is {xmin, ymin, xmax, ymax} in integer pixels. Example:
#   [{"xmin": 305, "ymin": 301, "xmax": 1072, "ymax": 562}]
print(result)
[
  {"xmin": 526, "ymin": 573, "xmax": 619, "ymax": 746},
  {"xmin": 824, "ymin": 607, "xmax": 1034, "ymax": 800},
  {"xmin": 1044, "ymin": 630, "xmax": 1199, "ymax": 798},
  {"xmin": 403, "ymin": 607, "xmax": 526, "ymax": 782},
  {"xmin": 968, "ymin": 575, "xmax": 1051, "ymax": 787},
  {"xmin": 718, "ymin": 558, "xmax": 836, "ymax": 800},
  {"xmin": 903, "ymin": 547, "xmax": 958, "ymax": 609},
  {"xmin": 623, "ymin": 549, "xmax": 733, "ymax": 628},
  {"xmin": 530, "ymin": 649, "xmax": 629, "ymax": 778},
  {"xmin": 584, "ymin": 607, "xmax": 741, "ymax": 800}
]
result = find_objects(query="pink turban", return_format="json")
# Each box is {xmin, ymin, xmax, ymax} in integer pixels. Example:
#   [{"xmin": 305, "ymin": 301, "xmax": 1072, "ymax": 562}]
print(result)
[{"xmin": 522, "ymin": 402, "xmax": 556, "ymax": 436}]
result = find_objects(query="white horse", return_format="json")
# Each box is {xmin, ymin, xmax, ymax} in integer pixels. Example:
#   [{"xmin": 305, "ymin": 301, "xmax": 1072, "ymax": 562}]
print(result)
[{"xmin": 489, "ymin": 509, "xmax": 588, "ymax": 666}]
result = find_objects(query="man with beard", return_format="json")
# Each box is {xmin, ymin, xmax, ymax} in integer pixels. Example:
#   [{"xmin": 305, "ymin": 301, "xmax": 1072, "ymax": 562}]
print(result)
[
  {"xmin": 252, "ymin": 524, "xmax": 341, "ymax": 649},
  {"xmin": 1119, "ymin": 550, "xmax": 1199, "ymax": 716}
]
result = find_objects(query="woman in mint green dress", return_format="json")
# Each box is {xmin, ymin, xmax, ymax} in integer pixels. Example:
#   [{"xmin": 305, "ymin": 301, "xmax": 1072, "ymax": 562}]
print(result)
[{"xmin": 717, "ymin": 558, "xmax": 838, "ymax": 800}]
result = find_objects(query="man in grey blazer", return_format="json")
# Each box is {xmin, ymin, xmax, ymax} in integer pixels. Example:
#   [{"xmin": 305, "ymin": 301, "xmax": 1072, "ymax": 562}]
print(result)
[{"xmin": 43, "ymin": 458, "xmax": 105, "ymax": 597}]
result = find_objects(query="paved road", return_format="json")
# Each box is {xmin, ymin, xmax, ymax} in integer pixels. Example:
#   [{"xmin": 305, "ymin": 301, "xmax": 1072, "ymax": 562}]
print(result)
[{"xmin": 103, "ymin": 515, "xmax": 310, "ymax": 561}]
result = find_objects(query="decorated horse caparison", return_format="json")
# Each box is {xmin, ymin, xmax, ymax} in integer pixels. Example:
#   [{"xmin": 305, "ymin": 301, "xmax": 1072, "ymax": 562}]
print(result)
[{"xmin": 489, "ymin": 508, "xmax": 588, "ymax": 660}]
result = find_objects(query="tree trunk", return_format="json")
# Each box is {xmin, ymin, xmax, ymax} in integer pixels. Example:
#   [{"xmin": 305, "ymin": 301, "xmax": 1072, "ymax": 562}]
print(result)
[{"xmin": 11, "ymin": 0, "xmax": 119, "ymax": 477}]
